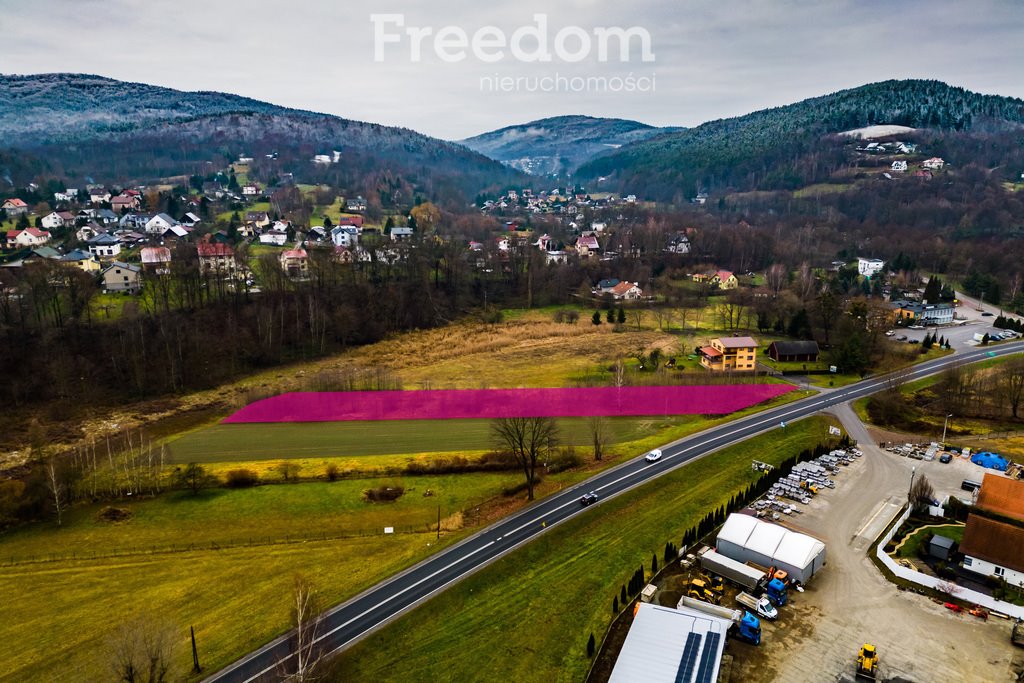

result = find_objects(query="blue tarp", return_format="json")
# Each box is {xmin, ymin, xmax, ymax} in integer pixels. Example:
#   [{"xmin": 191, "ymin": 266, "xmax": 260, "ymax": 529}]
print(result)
[{"xmin": 971, "ymin": 451, "xmax": 1009, "ymax": 471}]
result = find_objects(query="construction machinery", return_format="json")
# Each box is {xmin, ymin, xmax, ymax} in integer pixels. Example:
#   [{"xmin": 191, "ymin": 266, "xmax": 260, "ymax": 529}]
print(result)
[
  {"xmin": 856, "ymin": 643, "xmax": 879, "ymax": 679},
  {"xmin": 698, "ymin": 572, "xmax": 725, "ymax": 596},
  {"xmin": 1013, "ymin": 620, "xmax": 1024, "ymax": 647},
  {"xmin": 687, "ymin": 577, "xmax": 722, "ymax": 604},
  {"xmin": 678, "ymin": 596, "xmax": 761, "ymax": 646}
]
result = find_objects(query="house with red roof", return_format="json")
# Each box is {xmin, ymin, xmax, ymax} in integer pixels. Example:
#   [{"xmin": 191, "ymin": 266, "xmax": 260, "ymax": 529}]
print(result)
[
  {"xmin": 280, "ymin": 247, "xmax": 309, "ymax": 278},
  {"xmin": 1, "ymin": 198, "xmax": 29, "ymax": 216},
  {"xmin": 196, "ymin": 239, "xmax": 236, "ymax": 275}
]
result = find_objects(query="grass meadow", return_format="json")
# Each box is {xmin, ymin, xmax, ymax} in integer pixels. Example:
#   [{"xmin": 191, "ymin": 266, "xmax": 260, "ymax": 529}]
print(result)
[{"xmin": 329, "ymin": 417, "xmax": 837, "ymax": 683}]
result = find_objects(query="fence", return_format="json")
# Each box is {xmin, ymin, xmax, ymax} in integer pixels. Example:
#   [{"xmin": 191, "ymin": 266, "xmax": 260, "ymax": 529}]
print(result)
[{"xmin": 875, "ymin": 505, "xmax": 1024, "ymax": 619}]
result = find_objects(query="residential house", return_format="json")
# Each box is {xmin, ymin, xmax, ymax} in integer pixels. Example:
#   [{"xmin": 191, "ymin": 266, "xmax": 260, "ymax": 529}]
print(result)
[
  {"xmin": 591, "ymin": 221, "xmax": 608, "ymax": 233},
  {"xmin": 89, "ymin": 188, "xmax": 112, "ymax": 204},
  {"xmin": 922, "ymin": 157, "xmax": 945, "ymax": 170},
  {"xmin": 95, "ymin": 209, "xmax": 120, "ymax": 226},
  {"xmin": 913, "ymin": 169, "xmax": 933, "ymax": 180},
  {"xmin": 145, "ymin": 213, "xmax": 179, "ymax": 235},
  {"xmin": 891, "ymin": 160, "xmax": 908, "ymax": 173},
  {"xmin": 890, "ymin": 300, "xmax": 955, "ymax": 326},
  {"xmin": 857, "ymin": 257, "xmax": 885, "ymax": 278},
  {"xmin": 197, "ymin": 240, "xmax": 236, "ymax": 275},
  {"xmin": 160, "ymin": 225, "xmax": 191, "ymax": 244},
  {"xmin": 699, "ymin": 336, "xmax": 758, "ymax": 372},
  {"xmin": 692, "ymin": 192, "xmax": 709, "ymax": 205},
  {"xmin": 597, "ymin": 278, "xmax": 621, "ymax": 294},
  {"xmin": 53, "ymin": 189, "xmax": 78, "ymax": 203},
  {"xmin": 767, "ymin": 340, "xmax": 820, "ymax": 363},
  {"xmin": 346, "ymin": 196, "xmax": 367, "ymax": 212},
  {"xmin": 959, "ymin": 515, "xmax": 1024, "ymax": 586},
  {"xmin": 544, "ymin": 250, "xmax": 569, "ymax": 264},
  {"xmin": 713, "ymin": 270, "xmax": 738, "ymax": 290},
  {"xmin": 87, "ymin": 233, "xmax": 122, "ymax": 260},
  {"xmin": 181, "ymin": 212, "xmax": 202, "ymax": 227},
  {"xmin": 241, "ymin": 184, "xmax": 261, "ymax": 197},
  {"xmin": 76, "ymin": 224, "xmax": 103, "ymax": 242},
  {"xmin": 111, "ymin": 194, "xmax": 140, "ymax": 212},
  {"xmin": 8, "ymin": 228, "xmax": 51, "ymax": 248},
  {"xmin": 41, "ymin": 211, "xmax": 74, "ymax": 230},
  {"xmin": 140, "ymin": 246, "xmax": 172, "ymax": 274},
  {"xmin": 331, "ymin": 226, "xmax": 360, "ymax": 249},
  {"xmin": 259, "ymin": 228, "xmax": 289, "ymax": 246},
  {"xmin": 1, "ymin": 198, "xmax": 28, "ymax": 216},
  {"xmin": 576, "ymin": 232, "xmax": 601, "ymax": 259},
  {"xmin": 246, "ymin": 211, "xmax": 271, "ymax": 228},
  {"xmin": 61, "ymin": 249, "xmax": 100, "ymax": 273},
  {"xmin": 666, "ymin": 233, "xmax": 691, "ymax": 255},
  {"xmin": 336, "ymin": 215, "xmax": 364, "ymax": 229},
  {"xmin": 101, "ymin": 261, "xmax": 142, "ymax": 293},
  {"xmin": 280, "ymin": 247, "xmax": 309, "ymax": 278},
  {"xmin": 390, "ymin": 227, "xmax": 414, "ymax": 242},
  {"xmin": 333, "ymin": 246, "xmax": 355, "ymax": 264},
  {"xmin": 610, "ymin": 281, "xmax": 643, "ymax": 300}
]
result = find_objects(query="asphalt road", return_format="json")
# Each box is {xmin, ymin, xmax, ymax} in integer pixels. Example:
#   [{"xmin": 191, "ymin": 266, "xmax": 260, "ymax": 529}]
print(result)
[{"xmin": 204, "ymin": 340, "xmax": 1024, "ymax": 683}]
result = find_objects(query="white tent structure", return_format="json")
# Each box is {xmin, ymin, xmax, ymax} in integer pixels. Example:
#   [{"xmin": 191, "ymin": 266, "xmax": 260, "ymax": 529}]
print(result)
[
  {"xmin": 609, "ymin": 603, "xmax": 730, "ymax": 683},
  {"xmin": 716, "ymin": 513, "xmax": 826, "ymax": 583}
]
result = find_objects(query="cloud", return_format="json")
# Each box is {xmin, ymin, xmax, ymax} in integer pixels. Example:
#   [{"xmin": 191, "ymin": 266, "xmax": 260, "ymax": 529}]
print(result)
[{"xmin": 1, "ymin": 0, "xmax": 1022, "ymax": 139}]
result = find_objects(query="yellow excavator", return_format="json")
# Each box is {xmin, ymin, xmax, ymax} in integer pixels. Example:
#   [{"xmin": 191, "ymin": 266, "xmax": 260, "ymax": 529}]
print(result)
[
  {"xmin": 687, "ymin": 578, "xmax": 722, "ymax": 604},
  {"xmin": 856, "ymin": 643, "xmax": 878, "ymax": 679}
]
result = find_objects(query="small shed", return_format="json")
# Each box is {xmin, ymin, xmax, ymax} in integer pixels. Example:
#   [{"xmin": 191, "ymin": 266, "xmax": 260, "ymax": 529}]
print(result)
[
  {"xmin": 767, "ymin": 340, "xmax": 820, "ymax": 363},
  {"xmin": 929, "ymin": 534, "xmax": 955, "ymax": 561}
]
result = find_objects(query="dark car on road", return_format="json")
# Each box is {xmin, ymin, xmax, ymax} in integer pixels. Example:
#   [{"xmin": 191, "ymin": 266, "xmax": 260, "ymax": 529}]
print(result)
[{"xmin": 580, "ymin": 492, "xmax": 598, "ymax": 506}]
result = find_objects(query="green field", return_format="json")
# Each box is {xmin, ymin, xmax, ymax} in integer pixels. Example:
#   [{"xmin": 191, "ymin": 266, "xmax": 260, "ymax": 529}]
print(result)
[
  {"xmin": 167, "ymin": 416, "xmax": 704, "ymax": 464},
  {"xmin": 0, "ymin": 470, "xmax": 522, "ymax": 681},
  {"xmin": 329, "ymin": 417, "xmax": 836, "ymax": 683}
]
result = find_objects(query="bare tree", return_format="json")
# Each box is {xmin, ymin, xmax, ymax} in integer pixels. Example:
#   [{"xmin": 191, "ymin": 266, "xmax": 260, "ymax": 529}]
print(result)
[
  {"xmin": 282, "ymin": 574, "xmax": 325, "ymax": 683},
  {"xmin": 45, "ymin": 459, "xmax": 65, "ymax": 526},
  {"xmin": 909, "ymin": 474, "xmax": 936, "ymax": 511},
  {"xmin": 997, "ymin": 358, "xmax": 1024, "ymax": 418},
  {"xmin": 109, "ymin": 615, "xmax": 177, "ymax": 683},
  {"xmin": 491, "ymin": 417, "xmax": 559, "ymax": 500}
]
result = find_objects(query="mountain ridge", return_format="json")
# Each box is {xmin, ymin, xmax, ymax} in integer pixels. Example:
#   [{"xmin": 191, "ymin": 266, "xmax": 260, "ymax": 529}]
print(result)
[
  {"xmin": 459, "ymin": 114, "xmax": 682, "ymax": 176},
  {"xmin": 577, "ymin": 79, "xmax": 1024, "ymax": 202}
]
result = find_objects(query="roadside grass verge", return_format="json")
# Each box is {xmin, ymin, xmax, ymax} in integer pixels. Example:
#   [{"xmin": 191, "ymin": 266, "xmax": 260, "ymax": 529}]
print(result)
[{"xmin": 328, "ymin": 417, "xmax": 835, "ymax": 683}]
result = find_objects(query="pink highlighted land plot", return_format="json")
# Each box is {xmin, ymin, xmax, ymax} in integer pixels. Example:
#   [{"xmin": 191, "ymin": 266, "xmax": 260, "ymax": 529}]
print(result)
[{"xmin": 222, "ymin": 384, "xmax": 794, "ymax": 424}]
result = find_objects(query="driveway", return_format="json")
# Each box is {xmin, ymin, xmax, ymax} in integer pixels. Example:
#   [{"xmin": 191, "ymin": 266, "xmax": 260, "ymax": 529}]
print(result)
[{"xmin": 728, "ymin": 402, "xmax": 1023, "ymax": 682}]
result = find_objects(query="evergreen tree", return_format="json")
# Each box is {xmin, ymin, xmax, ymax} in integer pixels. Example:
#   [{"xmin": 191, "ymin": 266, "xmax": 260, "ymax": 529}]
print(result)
[
  {"xmin": 592, "ymin": 311, "xmax": 602, "ymax": 326},
  {"xmin": 606, "ymin": 307, "xmax": 615, "ymax": 324},
  {"xmin": 617, "ymin": 307, "xmax": 626, "ymax": 324}
]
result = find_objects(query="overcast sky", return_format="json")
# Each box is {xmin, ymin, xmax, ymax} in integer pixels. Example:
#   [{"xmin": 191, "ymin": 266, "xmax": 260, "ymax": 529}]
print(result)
[{"xmin": 2, "ymin": 0, "xmax": 1023, "ymax": 140}]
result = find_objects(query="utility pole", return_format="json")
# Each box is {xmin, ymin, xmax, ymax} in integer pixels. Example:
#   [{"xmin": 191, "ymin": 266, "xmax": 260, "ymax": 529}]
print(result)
[
  {"xmin": 437, "ymin": 504, "xmax": 441, "ymax": 539},
  {"xmin": 942, "ymin": 414, "xmax": 953, "ymax": 446},
  {"xmin": 908, "ymin": 466, "xmax": 916, "ymax": 507}
]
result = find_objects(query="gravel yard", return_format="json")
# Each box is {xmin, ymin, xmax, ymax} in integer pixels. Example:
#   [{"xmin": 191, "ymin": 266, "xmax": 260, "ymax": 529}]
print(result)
[{"xmin": 726, "ymin": 402, "xmax": 1023, "ymax": 682}]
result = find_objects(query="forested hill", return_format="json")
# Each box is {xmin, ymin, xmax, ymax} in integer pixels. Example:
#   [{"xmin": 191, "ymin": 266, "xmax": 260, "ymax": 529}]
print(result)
[
  {"xmin": 578, "ymin": 80, "xmax": 1024, "ymax": 202},
  {"xmin": 459, "ymin": 115, "xmax": 680, "ymax": 176},
  {"xmin": 0, "ymin": 73, "xmax": 523, "ymax": 202}
]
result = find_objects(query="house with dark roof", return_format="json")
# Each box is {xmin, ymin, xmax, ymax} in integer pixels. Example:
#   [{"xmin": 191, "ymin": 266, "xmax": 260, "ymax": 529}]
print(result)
[
  {"xmin": 959, "ymin": 515, "xmax": 1024, "ymax": 586},
  {"xmin": 767, "ymin": 340, "xmax": 820, "ymax": 363},
  {"xmin": 700, "ymin": 337, "xmax": 758, "ymax": 372},
  {"xmin": 101, "ymin": 261, "xmax": 142, "ymax": 293}
]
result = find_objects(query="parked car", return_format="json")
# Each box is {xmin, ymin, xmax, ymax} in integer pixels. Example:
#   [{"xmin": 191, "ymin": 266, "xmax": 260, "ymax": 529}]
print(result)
[
  {"xmin": 898, "ymin": 335, "xmax": 908, "ymax": 341},
  {"xmin": 908, "ymin": 339, "xmax": 920, "ymax": 344},
  {"xmin": 644, "ymin": 449, "xmax": 663, "ymax": 463},
  {"xmin": 982, "ymin": 312, "xmax": 994, "ymax": 317},
  {"xmin": 939, "ymin": 453, "xmax": 953, "ymax": 464},
  {"xmin": 580, "ymin": 492, "xmax": 599, "ymax": 506}
]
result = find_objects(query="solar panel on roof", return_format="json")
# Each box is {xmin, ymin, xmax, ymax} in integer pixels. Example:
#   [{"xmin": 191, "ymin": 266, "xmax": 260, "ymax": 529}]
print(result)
[
  {"xmin": 675, "ymin": 632, "xmax": 702, "ymax": 683},
  {"xmin": 695, "ymin": 632, "xmax": 721, "ymax": 683}
]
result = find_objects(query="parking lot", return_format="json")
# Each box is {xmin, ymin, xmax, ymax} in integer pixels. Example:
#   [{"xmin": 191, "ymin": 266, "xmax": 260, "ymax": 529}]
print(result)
[
  {"xmin": 895, "ymin": 290, "xmax": 1023, "ymax": 349},
  {"xmin": 725, "ymin": 402, "xmax": 1023, "ymax": 682}
]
